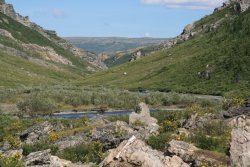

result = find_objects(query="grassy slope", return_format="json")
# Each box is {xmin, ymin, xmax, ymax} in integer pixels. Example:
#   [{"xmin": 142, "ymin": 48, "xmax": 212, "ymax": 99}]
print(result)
[
  {"xmin": 0, "ymin": 12, "xmax": 93, "ymax": 87},
  {"xmin": 0, "ymin": 51, "xmax": 81, "ymax": 87},
  {"xmin": 80, "ymin": 8, "xmax": 250, "ymax": 96}
]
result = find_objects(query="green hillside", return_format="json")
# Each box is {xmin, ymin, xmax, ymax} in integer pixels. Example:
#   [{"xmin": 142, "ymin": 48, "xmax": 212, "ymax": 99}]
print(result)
[
  {"xmin": 80, "ymin": 7, "xmax": 250, "ymax": 97},
  {"xmin": 0, "ymin": 11, "xmax": 94, "ymax": 87}
]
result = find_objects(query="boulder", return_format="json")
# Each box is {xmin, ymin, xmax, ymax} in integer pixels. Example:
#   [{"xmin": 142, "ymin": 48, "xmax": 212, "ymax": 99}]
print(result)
[
  {"xmin": 24, "ymin": 149, "xmax": 51, "ymax": 166},
  {"xmin": 55, "ymin": 132, "xmax": 88, "ymax": 150},
  {"xmin": 92, "ymin": 121, "xmax": 134, "ymax": 151},
  {"xmin": 129, "ymin": 102, "xmax": 159, "ymax": 139},
  {"xmin": 50, "ymin": 156, "xmax": 72, "ymax": 167},
  {"xmin": 88, "ymin": 115, "xmax": 110, "ymax": 125},
  {"xmin": 230, "ymin": 126, "xmax": 250, "ymax": 167},
  {"xmin": 100, "ymin": 136, "xmax": 189, "ymax": 167},
  {"xmin": 182, "ymin": 113, "xmax": 222, "ymax": 130},
  {"xmin": 166, "ymin": 140, "xmax": 198, "ymax": 163},
  {"xmin": 24, "ymin": 149, "xmax": 72, "ymax": 167},
  {"xmin": 20, "ymin": 121, "xmax": 53, "ymax": 144},
  {"xmin": 166, "ymin": 140, "xmax": 230, "ymax": 166},
  {"xmin": 222, "ymin": 107, "xmax": 250, "ymax": 119},
  {"xmin": 226, "ymin": 115, "xmax": 250, "ymax": 128}
]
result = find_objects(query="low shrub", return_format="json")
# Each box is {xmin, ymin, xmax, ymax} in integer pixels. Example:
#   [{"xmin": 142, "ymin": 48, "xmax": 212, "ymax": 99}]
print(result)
[
  {"xmin": 189, "ymin": 120, "xmax": 231, "ymax": 154},
  {"xmin": 0, "ymin": 153, "xmax": 24, "ymax": 167},
  {"xmin": 48, "ymin": 132, "xmax": 60, "ymax": 142},
  {"xmin": 146, "ymin": 133, "xmax": 173, "ymax": 151},
  {"xmin": 160, "ymin": 120, "xmax": 178, "ymax": 133},
  {"xmin": 22, "ymin": 142, "xmax": 59, "ymax": 156},
  {"xmin": 17, "ymin": 95, "xmax": 56, "ymax": 113},
  {"xmin": 222, "ymin": 96, "xmax": 245, "ymax": 110},
  {"xmin": 57, "ymin": 142, "xmax": 103, "ymax": 164},
  {"xmin": 4, "ymin": 135, "xmax": 21, "ymax": 149}
]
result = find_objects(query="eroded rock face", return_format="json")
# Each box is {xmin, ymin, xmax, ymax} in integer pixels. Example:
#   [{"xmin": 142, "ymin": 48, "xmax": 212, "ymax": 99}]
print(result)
[
  {"xmin": 230, "ymin": 126, "xmax": 250, "ymax": 167},
  {"xmin": 20, "ymin": 121, "xmax": 53, "ymax": 144},
  {"xmin": 237, "ymin": 0, "xmax": 250, "ymax": 12},
  {"xmin": 22, "ymin": 44, "xmax": 72, "ymax": 65},
  {"xmin": 100, "ymin": 136, "xmax": 189, "ymax": 167},
  {"xmin": 215, "ymin": 0, "xmax": 250, "ymax": 13}
]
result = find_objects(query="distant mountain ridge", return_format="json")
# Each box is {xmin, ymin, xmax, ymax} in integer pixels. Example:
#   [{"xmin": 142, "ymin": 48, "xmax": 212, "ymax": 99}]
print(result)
[{"xmin": 64, "ymin": 37, "xmax": 167, "ymax": 54}]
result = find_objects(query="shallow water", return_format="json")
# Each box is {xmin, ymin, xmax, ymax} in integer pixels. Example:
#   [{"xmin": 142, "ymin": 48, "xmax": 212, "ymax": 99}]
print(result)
[{"xmin": 50, "ymin": 109, "xmax": 157, "ymax": 119}]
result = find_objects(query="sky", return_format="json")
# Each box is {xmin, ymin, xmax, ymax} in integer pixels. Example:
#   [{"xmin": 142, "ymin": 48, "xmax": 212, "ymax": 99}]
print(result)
[{"xmin": 6, "ymin": 0, "xmax": 225, "ymax": 38}]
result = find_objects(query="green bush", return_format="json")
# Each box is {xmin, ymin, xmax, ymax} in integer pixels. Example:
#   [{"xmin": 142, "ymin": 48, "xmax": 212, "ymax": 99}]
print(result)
[
  {"xmin": 0, "ymin": 153, "xmax": 24, "ymax": 167},
  {"xmin": 17, "ymin": 95, "xmax": 56, "ymax": 113},
  {"xmin": 189, "ymin": 120, "xmax": 231, "ymax": 154},
  {"xmin": 160, "ymin": 120, "xmax": 178, "ymax": 133},
  {"xmin": 57, "ymin": 142, "xmax": 103, "ymax": 164},
  {"xmin": 146, "ymin": 133, "xmax": 173, "ymax": 151},
  {"xmin": 22, "ymin": 142, "xmax": 59, "ymax": 156}
]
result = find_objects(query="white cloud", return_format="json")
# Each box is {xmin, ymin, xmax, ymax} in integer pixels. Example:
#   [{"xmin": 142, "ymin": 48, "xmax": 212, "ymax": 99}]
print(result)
[
  {"xmin": 51, "ymin": 8, "xmax": 66, "ymax": 19},
  {"xmin": 141, "ymin": 0, "xmax": 225, "ymax": 10},
  {"xmin": 144, "ymin": 33, "xmax": 151, "ymax": 37}
]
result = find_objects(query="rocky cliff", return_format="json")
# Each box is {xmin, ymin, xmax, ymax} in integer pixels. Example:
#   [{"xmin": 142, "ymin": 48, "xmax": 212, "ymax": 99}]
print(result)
[{"xmin": 161, "ymin": 0, "xmax": 250, "ymax": 49}]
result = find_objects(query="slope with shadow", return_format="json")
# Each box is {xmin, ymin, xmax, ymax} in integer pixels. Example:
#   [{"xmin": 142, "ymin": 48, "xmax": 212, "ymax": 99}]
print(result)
[
  {"xmin": 80, "ymin": 2, "xmax": 250, "ymax": 97},
  {"xmin": 0, "ymin": 1, "xmax": 101, "ymax": 87}
]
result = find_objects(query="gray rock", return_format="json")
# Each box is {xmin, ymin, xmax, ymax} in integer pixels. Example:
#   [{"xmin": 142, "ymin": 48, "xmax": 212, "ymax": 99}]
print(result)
[
  {"xmin": 55, "ymin": 133, "xmax": 88, "ymax": 150},
  {"xmin": 88, "ymin": 115, "xmax": 110, "ymax": 125},
  {"xmin": 24, "ymin": 149, "xmax": 72, "ymax": 167},
  {"xmin": 92, "ymin": 121, "xmax": 134, "ymax": 151},
  {"xmin": 239, "ymin": 0, "xmax": 250, "ymax": 12},
  {"xmin": 182, "ymin": 113, "xmax": 222, "ymax": 130},
  {"xmin": 1, "ymin": 141, "xmax": 11, "ymax": 151},
  {"xmin": 226, "ymin": 115, "xmax": 250, "ymax": 128},
  {"xmin": 24, "ymin": 149, "xmax": 51, "ymax": 166},
  {"xmin": 230, "ymin": 126, "xmax": 250, "ymax": 167},
  {"xmin": 223, "ymin": 107, "xmax": 250, "ymax": 119},
  {"xmin": 20, "ymin": 121, "xmax": 53, "ymax": 144},
  {"xmin": 100, "ymin": 136, "xmax": 189, "ymax": 167}
]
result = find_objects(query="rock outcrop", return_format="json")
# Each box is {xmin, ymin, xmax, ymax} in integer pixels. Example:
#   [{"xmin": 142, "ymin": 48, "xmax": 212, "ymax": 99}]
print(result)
[
  {"xmin": 100, "ymin": 136, "xmax": 189, "ymax": 167},
  {"xmin": 161, "ymin": 0, "xmax": 250, "ymax": 51},
  {"xmin": 92, "ymin": 121, "xmax": 134, "ymax": 151},
  {"xmin": 223, "ymin": 106, "xmax": 250, "ymax": 118},
  {"xmin": 24, "ymin": 149, "xmax": 72, "ymax": 167},
  {"xmin": 182, "ymin": 113, "xmax": 222, "ymax": 130},
  {"xmin": 55, "ymin": 132, "xmax": 88, "ymax": 150},
  {"xmin": 230, "ymin": 126, "xmax": 250, "ymax": 167},
  {"xmin": 22, "ymin": 44, "xmax": 72, "ymax": 65},
  {"xmin": 20, "ymin": 121, "xmax": 53, "ymax": 144},
  {"xmin": 129, "ymin": 102, "xmax": 159, "ymax": 139},
  {"xmin": 215, "ymin": 0, "xmax": 250, "ymax": 13}
]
